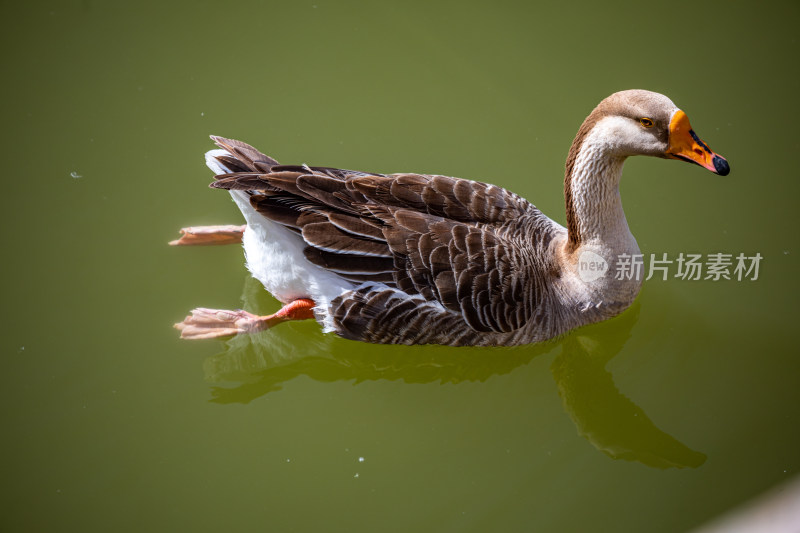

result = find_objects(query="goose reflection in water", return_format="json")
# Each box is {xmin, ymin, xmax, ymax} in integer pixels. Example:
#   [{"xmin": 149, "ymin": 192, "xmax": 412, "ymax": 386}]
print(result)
[{"xmin": 202, "ymin": 276, "xmax": 705, "ymax": 470}]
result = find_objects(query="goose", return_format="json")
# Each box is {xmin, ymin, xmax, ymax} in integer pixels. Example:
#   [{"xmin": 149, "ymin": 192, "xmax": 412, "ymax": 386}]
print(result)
[{"xmin": 173, "ymin": 90, "xmax": 729, "ymax": 346}]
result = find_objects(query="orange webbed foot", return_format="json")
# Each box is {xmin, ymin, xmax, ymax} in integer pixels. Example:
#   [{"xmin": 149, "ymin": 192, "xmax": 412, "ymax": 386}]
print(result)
[{"xmin": 175, "ymin": 299, "xmax": 317, "ymax": 340}]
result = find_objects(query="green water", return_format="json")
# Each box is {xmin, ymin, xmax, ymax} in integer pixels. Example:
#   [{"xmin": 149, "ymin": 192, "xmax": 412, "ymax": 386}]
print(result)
[{"xmin": 2, "ymin": 1, "xmax": 798, "ymax": 531}]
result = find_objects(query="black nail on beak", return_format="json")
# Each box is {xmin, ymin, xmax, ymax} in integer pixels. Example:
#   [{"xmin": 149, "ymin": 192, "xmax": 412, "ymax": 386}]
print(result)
[{"xmin": 713, "ymin": 155, "xmax": 730, "ymax": 176}]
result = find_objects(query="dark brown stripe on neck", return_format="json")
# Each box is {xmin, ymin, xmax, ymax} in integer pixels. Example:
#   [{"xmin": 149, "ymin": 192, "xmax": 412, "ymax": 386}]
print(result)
[{"xmin": 564, "ymin": 107, "xmax": 607, "ymax": 252}]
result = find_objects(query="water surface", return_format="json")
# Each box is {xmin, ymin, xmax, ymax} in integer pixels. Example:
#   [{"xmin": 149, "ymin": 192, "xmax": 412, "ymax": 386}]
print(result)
[{"xmin": 2, "ymin": 1, "xmax": 798, "ymax": 531}]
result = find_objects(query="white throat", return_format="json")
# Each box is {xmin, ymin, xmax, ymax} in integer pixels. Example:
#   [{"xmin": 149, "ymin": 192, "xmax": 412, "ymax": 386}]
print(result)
[
  {"xmin": 562, "ymin": 117, "xmax": 644, "ymax": 313},
  {"xmin": 569, "ymin": 117, "xmax": 639, "ymax": 255}
]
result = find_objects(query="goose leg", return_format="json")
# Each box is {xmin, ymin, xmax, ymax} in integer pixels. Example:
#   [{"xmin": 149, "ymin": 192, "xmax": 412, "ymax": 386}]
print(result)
[
  {"xmin": 175, "ymin": 299, "xmax": 316, "ymax": 339},
  {"xmin": 168, "ymin": 225, "xmax": 246, "ymax": 246}
]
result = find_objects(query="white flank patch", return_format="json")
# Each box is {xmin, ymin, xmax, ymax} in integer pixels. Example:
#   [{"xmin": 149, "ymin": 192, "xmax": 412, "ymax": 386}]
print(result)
[{"xmin": 205, "ymin": 149, "xmax": 357, "ymax": 332}]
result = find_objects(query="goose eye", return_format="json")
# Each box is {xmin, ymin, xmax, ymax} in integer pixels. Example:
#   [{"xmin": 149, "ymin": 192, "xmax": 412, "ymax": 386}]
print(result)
[{"xmin": 639, "ymin": 117, "xmax": 654, "ymax": 128}]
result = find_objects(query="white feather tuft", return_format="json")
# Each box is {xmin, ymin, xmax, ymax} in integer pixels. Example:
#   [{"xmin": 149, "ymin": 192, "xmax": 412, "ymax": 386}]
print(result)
[{"xmin": 205, "ymin": 149, "xmax": 233, "ymax": 175}]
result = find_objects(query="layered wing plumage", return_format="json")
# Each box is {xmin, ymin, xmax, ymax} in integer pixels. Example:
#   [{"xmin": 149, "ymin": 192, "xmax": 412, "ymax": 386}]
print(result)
[{"xmin": 208, "ymin": 136, "xmax": 563, "ymax": 345}]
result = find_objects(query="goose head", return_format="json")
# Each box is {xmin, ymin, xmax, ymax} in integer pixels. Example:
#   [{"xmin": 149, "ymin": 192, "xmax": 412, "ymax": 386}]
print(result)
[
  {"xmin": 564, "ymin": 89, "xmax": 730, "ymax": 255},
  {"xmin": 578, "ymin": 89, "xmax": 730, "ymax": 175}
]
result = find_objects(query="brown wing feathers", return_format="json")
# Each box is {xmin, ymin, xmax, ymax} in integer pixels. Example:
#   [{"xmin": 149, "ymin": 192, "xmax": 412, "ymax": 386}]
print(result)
[
  {"xmin": 207, "ymin": 136, "xmax": 545, "ymax": 337},
  {"xmin": 210, "ymin": 136, "xmax": 280, "ymax": 173}
]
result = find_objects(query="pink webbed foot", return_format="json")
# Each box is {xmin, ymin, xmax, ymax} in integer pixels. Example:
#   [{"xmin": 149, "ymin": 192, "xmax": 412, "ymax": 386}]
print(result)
[
  {"xmin": 169, "ymin": 225, "xmax": 246, "ymax": 246},
  {"xmin": 175, "ymin": 299, "xmax": 317, "ymax": 340},
  {"xmin": 174, "ymin": 308, "xmax": 266, "ymax": 340}
]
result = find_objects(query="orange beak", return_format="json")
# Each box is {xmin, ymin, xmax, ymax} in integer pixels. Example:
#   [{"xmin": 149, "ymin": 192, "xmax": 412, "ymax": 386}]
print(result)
[{"xmin": 666, "ymin": 110, "xmax": 730, "ymax": 176}]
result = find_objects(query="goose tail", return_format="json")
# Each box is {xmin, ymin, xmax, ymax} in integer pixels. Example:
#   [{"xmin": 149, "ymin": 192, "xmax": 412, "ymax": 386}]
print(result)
[{"xmin": 204, "ymin": 135, "xmax": 280, "ymax": 177}]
